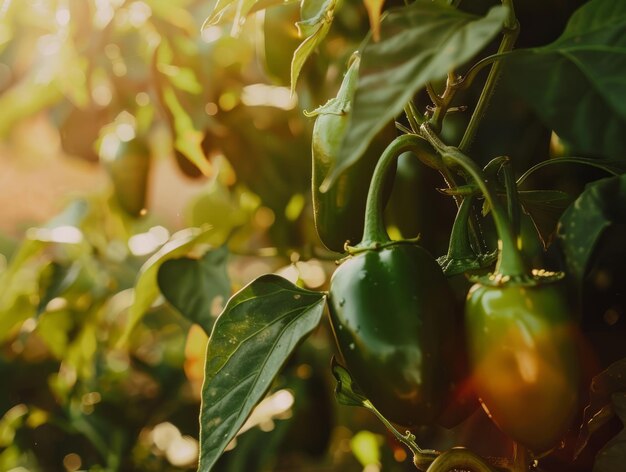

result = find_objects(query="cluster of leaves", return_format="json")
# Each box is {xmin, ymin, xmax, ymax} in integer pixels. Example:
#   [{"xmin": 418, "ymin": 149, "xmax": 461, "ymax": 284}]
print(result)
[{"xmin": 0, "ymin": 0, "xmax": 352, "ymax": 470}]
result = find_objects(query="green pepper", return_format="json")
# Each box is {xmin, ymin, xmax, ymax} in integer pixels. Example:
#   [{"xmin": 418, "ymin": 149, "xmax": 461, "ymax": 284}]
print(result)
[
  {"xmin": 465, "ymin": 277, "xmax": 579, "ymax": 453},
  {"xmin": 327, "ymin": 134, "xmax": 457, "ymax": 426},
  {"xmin": 329, "ymin": 243, "xmax": 456, "ymax": 426},
  {"xmin": 420, "ymin": 127, "xmax": 580, "ymax": 454},
  {"xmin": 310, "ymin": 55, "xmax": 396, "ymax": 253}
]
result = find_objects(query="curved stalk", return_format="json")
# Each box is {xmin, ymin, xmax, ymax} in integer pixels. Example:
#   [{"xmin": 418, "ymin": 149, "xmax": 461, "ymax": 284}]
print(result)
[
  {"xmin": 454, "ymin": 51, "xmax": 514, "ymax": 92},
  {"xmin": 359, "ymin": 134, "xmax": 440, "ymax": 246},
  {"xmin": 421, "ymin": 124, "xmax": 528, "ymax": 278},
  {"xmin": 516, "ymin": 156, "xmax": 622, "ymax": 187}
]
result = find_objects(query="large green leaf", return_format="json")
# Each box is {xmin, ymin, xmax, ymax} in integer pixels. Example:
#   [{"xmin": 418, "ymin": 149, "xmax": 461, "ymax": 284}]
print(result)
[
  {"xmin": 504, "ymin": 0, "xmax": 626, "ymax": 159},
  {"xmin": 198, "ymin": 275, "xmax": 326, "ymax": 471},
  {"xmin": 557, "ymin": 174, "xmax": 626, "ymax": 287},
  {"xmin": 329, "ymin": 0, "xmax": 507, "ymax": 185},
  {"xmin": 157, "ymin": 246, "xmax": 231, "ymax": 334}
]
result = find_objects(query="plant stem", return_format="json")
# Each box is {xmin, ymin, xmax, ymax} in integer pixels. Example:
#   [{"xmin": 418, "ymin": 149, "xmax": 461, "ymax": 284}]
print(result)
[
  {"xmin": 516, "ymin": 156, "xmax": 622, "ymax": 186},
  {"xmin": 429, "ymin": 71, "xmax": 459, "ymax": 132},
  {"xmin": 404, "ymin": 104, "xmax": 421, "ymax": 133},
  {"xmin": 363, "ymin": 399, "xmax": 439, "ymax": 467},
  {"xmin": 426, "ymin": 82, "xmax": 441, "ymax": 106},
  {"xmin": 421, "ymin": 124, "xmax": 528, "ymax": 278},
  {"xmin": 454, "ymin": 52, "xmax": 513, "ymax": 92},
  {"xmin": 458, "ymin": 2, "xmax": 519, "ymax": 152},
  {"xmin": 501, "ymin": 158, "xmax": 521, "ymax": 243},
  {"xmin": 444, "ymin": 195, "xmax": 476, "ymax": 261}
]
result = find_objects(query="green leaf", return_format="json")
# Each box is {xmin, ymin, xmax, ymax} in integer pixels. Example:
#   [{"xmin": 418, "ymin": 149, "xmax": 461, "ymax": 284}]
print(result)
[
  {"xmin": 157, "ymin": 246, "xmax": 231, "ymax": 334},
  {"xmin": 290, "ymin": 0, "xmax": 336, "ymax": 95},
  {"xmin": 156, "ymin": 64, "xmax": 203, "ymax": 95},
  {"xmin": 161, "ymin": 86, "xmax": 212, "ymax": 177},
  {"xmin": 203, "ymin": 0, "xmax": 291, "ymax": 36},
  {"xmin": 198, "ymin": 275, "xmax": 326, "ymax": 471},
  {"xmin": 518, "ymin": 190, "xmax": 574, "ymax": 249},
  {"xmin": 0, "ymin": 73, "xmax": 63, "ymax": 138},
  {"xmin": 37, "ymin": 262, "xmax": 80, "ymax": 315},
  {"xmin": 557, "ymin": 174, "xmax": 626, "ymax": 287},
  {"xmin": 296, "ymin": 0, "xmax": 337, "ymax": 36},
  {"xmin": 331, "ymin": 356, "xmax": 368, "ymax": 408},
  {"xmin": 117, "ymin": 226, "xmax": 225, "ymax": 346},
  {"xmin": 593, "ymin": 393, "xmax": 626, "ymax": 472},
  {"xmin": 36, "ymin": 310, "xmax": 73, "ymax": 359},
  {"xmin": 330, "ymin": 0, "xmax": 507, "ymax": 185},
  {"xmin": 0, "ymin": 239, "xmax": 46, "ymax": 342},
  {"xmin": 575, "ymin": 358, "xmax": 626, "ymax": 459},
  {"xmin": 504, "ymin": 0, "xmax": 626, "ymax": 159}
]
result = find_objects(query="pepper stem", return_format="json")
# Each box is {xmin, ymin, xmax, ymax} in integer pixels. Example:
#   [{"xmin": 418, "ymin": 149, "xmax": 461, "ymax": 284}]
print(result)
[
  {"xmin": 359, "ymin": 134, "xmax": 438, "ymax": 246},
  {"xmin": 421, "ymin": 124, "xmax": 528, "ymax": 278}
]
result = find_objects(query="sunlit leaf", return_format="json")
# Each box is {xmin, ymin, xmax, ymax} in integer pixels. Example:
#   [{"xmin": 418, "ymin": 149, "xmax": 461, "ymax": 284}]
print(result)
[
  {"xmin": 331, "ymin": 0, "xmax": 507, "ymax": 187},
  {"xmin": 198, "ymin": 275, "xmax": 326, "ymax": 470},
  {"xmin": 157, "ymin": 246, "xmax": 231, "ymax": 334},
  {"xmin": 156, "ymin": 64, "xmax": 203, "ymax": 95},
  {"xmin": 504, "ymin": 0, "xmax": 626, "ymax": 159},
  {"xmin": 299, "ymin": 0, "xmax": 334, "ymax": 36},
  {"xmin": 118, "ymin": 226, "xmax": 225, "ymax": 346},
  {"xmin": 0, "ymin": 74, "xmax": 63, "ymax": 138},
  {"xmin": 148, "ymin": 2, "xmax": 198, "ymax": 34},
  {"xmin": 557, "ymin": 174, "xmax": 626, "ymax": 287},
  {"xmin": 162, "ymin": 86, "xmax": 212, "ymax": 177},
  {"xmin": 203, "ymin": 0, "xmax": 291, "ymax": 36},
  {"xmin": 290, "ymin": 0, "xmax": 336, "ymax": 94},
  {"xmin": 187, "ymin": 175, "xmax": 257, "ymax": 233}
]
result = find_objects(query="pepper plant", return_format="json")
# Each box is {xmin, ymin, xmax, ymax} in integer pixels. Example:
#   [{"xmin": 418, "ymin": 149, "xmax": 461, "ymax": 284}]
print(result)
[{"xmin": 191, "ymin": 0, "xmax": 626, "ymax": 470}]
